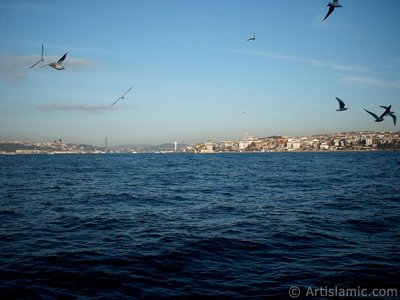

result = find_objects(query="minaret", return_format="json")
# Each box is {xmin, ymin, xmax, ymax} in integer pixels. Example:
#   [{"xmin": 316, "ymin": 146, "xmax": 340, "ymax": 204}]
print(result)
[
  {"xmin": 105, "ymin": 137, "xmax": 108, "ymax": 152},
  {"xmin": 174, "ymin": 141, "xmax": 178, "ymax": 151}
]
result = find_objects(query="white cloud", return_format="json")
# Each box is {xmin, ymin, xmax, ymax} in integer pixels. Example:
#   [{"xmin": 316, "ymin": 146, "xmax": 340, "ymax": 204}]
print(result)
[
  {"xmin": 341, "ymin": 76, "xmax": 400, "ymax": 88},
  {"xmin": 0, "ymin": 52, "xmax": 97, "ymax": 82},
  {"xmin": 65, "ymin": 57, "xmax": 96, "ymax": 70},
  {"xmin": 0, "ymin": 52, "xmax": 31, "ymax": 81},
  {"xmin": 225, "ymin": 48, "xmax": 370, "ymax": 74},
  {"xmin": 39, "ymin": 103, "xmax": 112, "ymax": 112}
]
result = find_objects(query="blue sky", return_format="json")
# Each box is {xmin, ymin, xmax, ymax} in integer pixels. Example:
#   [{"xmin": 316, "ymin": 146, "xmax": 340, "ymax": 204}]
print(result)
[{"xmin": 0, "ymin": 0, "xmax": 399, "ymax": 146}]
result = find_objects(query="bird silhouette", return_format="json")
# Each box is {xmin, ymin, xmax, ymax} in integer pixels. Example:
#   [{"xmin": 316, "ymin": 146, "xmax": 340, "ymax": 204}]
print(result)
[
  {"xmin": 323, "ymin": 0, "xmax": 342, "ymax": 21},
  {"xmin": 379, "ymin": 106, "xmax": 396, "ymax": 125},
  {"xmin": 41, "ymin": 52, "xmax": 67, "ymax": 70},
  {"xmin": 335, "ymin": 97, "xmax": 348, "ymax": 111},
  {"xmin": 364, "ymin": 105, "xmax": 392, "ymax": 122},
  {"xmin": 111, "ymin": 87, "xmax": 133, "ymax": 106},
  {"xmin": 247, "ymin": 33, "xmax": 256, "ymax": 41}
]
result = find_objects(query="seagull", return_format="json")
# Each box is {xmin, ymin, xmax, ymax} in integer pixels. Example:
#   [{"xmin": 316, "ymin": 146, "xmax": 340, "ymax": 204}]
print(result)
[
  {"xmin": 335, "ymin": 97, "xmax": 348, "ymax": 111},
  {"xmin": 323, "ymin": 0, "xmax": 342, "ymax": 21},
  {"xmin": 247, "ymin": 33, "xmax": 255, "ymax": 41},
  {"xmin": 363, "ymin": 105, "xmax": 392, "ymax": 122},
  {"xmin": 111, "ymin": 86, "xmax": 133, "ymax": 106},
  {"xmin": 41, "ymin": 52, "xmax": 67, "ymax": 70},
  {"xmin": 29, "ymin": 43, "xmax": 44, "ymax": 68},
  {"xmin": 380, "ymin": 106, "xmax": 396, "ymax": 126}
]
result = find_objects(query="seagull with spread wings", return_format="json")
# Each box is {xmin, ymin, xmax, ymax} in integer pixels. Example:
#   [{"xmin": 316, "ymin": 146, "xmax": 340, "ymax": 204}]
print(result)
[
  {"xmin": 30, "ymin": 43, "xmax": 44, "ymax": 68},
  {"xmin": 363, "ymin": 105, "xmax": 392, "ymax": 123},
  {"xmin": 111, "ymin": 87, "xmax": 133, "ymax": 106},
  {"xmin": 41, "ymin": 52, "xmax": 67, "ymax": 70},
  {"xmin": 247, "ymin": 33, "xmax": 255, "ymax": 41},
  {"xmin": 335, "ymin": 97, "xmax": 348, "ymax": 111},
  {"xmin": 323, "ymin": 0, "xmax": 342, "ymax": 21},
  {"xmin": 380, "ymin": 106, "xmax": 397, "ymax": 126}
]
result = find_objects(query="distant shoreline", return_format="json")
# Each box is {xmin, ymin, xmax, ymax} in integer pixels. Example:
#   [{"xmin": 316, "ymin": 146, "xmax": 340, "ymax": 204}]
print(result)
[
  {"xmin": 1, "ymin": 130, "xmax": 399, "ymax": 154},
  {"xmin": 1, "ymin": 149, "xmax": 399, "ymax": 155}
]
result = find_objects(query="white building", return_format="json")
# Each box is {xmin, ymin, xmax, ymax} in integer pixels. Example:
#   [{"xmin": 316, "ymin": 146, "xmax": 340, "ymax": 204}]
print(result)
[{"xmin": 201, "ymin": 141, "xmax": 214, "ymax": 153}]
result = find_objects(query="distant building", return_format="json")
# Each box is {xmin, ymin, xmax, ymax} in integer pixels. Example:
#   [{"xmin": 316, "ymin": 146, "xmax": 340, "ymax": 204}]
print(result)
[
  {"xmin": 16, "ymin": 149, "xmax": 40, "ymax": 154},
  {"xmin": 320, "ymin": 142, "xmax": 329, "ymax": 150},
  {"xmin": 287, "ymin": 138, "xmax": 301, "ymax": 150},
  {"xmin": 365, "ymin": 138, "xmax": 373, "ymax": 146},
  {"xmin": 201, "ymin": 141, "xmax": 214, "ymax": 153}
]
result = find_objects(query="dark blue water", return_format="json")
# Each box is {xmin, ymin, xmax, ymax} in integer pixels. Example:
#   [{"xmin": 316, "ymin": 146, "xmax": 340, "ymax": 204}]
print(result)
[{"xmin": 1, "ymin": 152, "xmax": 399, "ymax": 299}]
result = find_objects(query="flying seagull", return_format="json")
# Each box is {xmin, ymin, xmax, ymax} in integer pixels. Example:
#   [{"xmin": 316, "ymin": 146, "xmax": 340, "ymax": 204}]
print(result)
[
  {"xmin": 111, "ymin": 86, "xmax": 133, "ymax": 106},
  {"xmin": 335, "ymin": 97, "xmax": 348, "ymax": 111},
  {"xmin": 247, "ymin": 33, "xmax": 256, "ymax": 41},
  {"xmin": 41, "ymin": 52, "xmax": 67, "ymax": 70},
  {"xmin": 29, "ymin": 43, "xmax": 44, "ymax": 68},
  {"xmin": 323, "ymin": 0, "xmax": 342, "ymax": 21},
  {"xmin": 380, "ymin": 106, "xmax": 396, "ymax": 125},
  {"xmin": 363, "ymin": 105, "xmax": 391, "ymax": 122}
]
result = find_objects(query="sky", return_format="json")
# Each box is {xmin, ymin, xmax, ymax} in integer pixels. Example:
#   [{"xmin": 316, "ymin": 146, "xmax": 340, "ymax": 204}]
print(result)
[{"xmin": 0, "ymin": 0, "xmax": 399, "ymax": 146}]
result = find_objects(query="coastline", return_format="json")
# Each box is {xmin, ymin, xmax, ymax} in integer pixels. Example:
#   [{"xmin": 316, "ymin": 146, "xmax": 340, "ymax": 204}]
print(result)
[{"xmin": 1, "ymin": 130, "xmax": 399, "ymax": 154}]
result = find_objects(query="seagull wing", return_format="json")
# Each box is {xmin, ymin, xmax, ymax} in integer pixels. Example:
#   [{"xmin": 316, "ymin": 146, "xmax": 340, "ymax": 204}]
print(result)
[
  {"xmin": 380, "ymin": 105, "xmax": 397, "ymax": 124},
  {"xmin": 111, "ymin": 97, "xmax": 122, "ymax": 107},
  {"xmin": 323, "ymin": 6, "xmax": 334, "ymax": 20},
  {"xmin": 247, "ymin": 34, "xmax": 255, "ymax": 41},
  {"xmin": 122, "ymin": 86, "xmax": 133, "ymax": 97},
  {"xmin": 57, "ymin": 52, "xmax": 67, "ymax": 64},
  {"xmin": 380, "ymin": 105, "xmax": 391, "ymax": 119},
  {"xmin": 336, "ymin": 97, "xmax": 345, "ymax": 109},
  {"xmin": 364, "ymin": 109, "xmax": 379, "ymax": 120},
  {"xmin": 30, "ymin": 60, "xmax": 41, "ymax": 68},
  {"xmin": 40, "ymin": 63, "xmax": 52, "ymax": 68},
  {"xmin": 30, "ymin": 44, "xmax": 45, "ymax": 68},
  {"xmin": 391, "ymin": 113, "xmax": 397, "ymax": 126}
]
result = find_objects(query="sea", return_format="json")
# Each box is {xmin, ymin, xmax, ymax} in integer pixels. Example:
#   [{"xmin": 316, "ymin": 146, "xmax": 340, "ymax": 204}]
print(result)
[{"xmin": 0, "ymin": 152, "xmax": 399, "ymax": 299}]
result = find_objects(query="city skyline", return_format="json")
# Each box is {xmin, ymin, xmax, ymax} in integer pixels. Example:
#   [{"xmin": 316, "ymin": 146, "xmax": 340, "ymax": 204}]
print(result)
[
  {"xmin": 1, "ymin": 1, "xmax": 399, "ymax": 146},
  {"xmin": 2, "ymin": 130, "xmax": 399, "ymax": 153}
]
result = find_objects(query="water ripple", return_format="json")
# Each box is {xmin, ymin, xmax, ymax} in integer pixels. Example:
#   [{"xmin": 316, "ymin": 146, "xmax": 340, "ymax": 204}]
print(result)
[{"xmin": 1, "ymin": 152, "xmax": 399, "ymax": 298}]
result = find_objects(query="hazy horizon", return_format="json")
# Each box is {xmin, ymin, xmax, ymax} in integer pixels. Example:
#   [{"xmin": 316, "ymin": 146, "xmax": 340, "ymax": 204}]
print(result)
[{"xmin": 2, "ymin": 129, "xmax": 399, "ymax": 148}]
